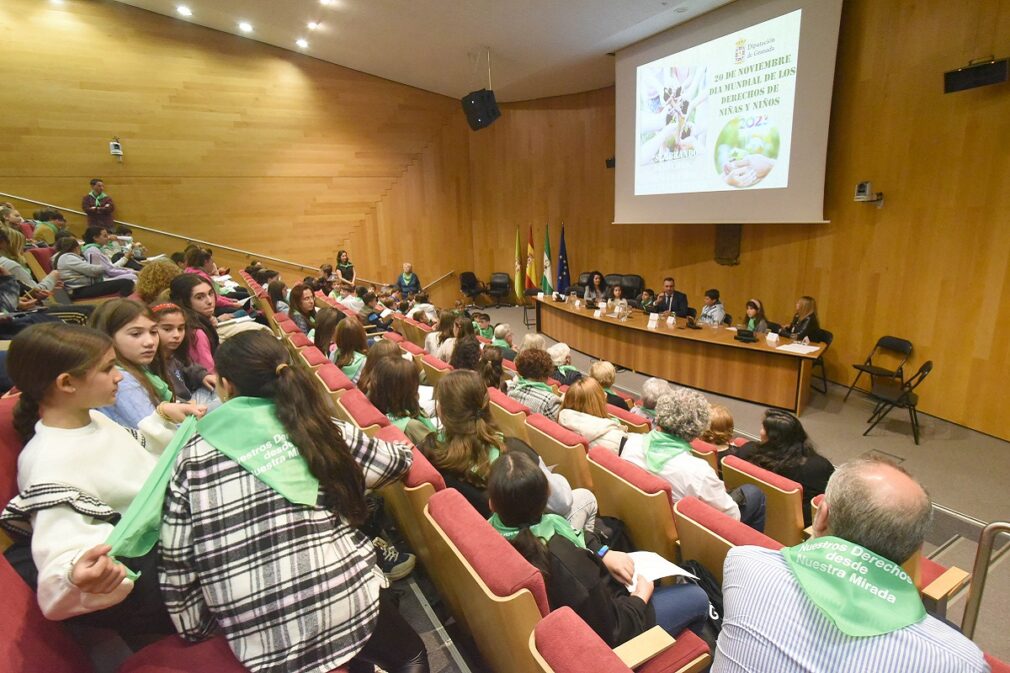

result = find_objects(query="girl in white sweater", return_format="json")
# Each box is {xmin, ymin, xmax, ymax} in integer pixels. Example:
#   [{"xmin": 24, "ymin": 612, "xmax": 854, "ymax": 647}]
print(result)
[
  {"xmin": 558, "ymin": 377, "xmax": 628, "ymax": 454},
  {"xmin": 0, "ymin": 323, "xmax": 203, "ymax": 639}
]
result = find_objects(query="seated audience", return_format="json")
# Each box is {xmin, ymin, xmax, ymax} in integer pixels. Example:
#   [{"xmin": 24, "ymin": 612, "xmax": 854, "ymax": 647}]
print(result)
[
  {"xmin": 435, "ymin": 315, "xmax": 474, "ymax": 362},
  {"xmin": 152, "ymin": 302, "xmax": 217, "ymax": 405},
  {"xmin": 472, "ymin": 312, "xmax": 494, "ymax": 339},
  {"xmin": 558, "ymin": 377, "xmax": 627, "ymax": 454},
  {"xmin": 421, "ymin": 370, "xmax": 595, "ymax": 530},
  {"xmin": 267, "ymin": 279, "xmax": 289, "ymax": 314},
  {"xmin": 449, "ymin": 335, "xmax": 482, "ymax": 372},
  {"xmin": 698, "ymin": 289, "xmax": 726, "ymax": 326},
  {"xmin": 394, "ymin": 262, "xmax": 421, "ymax": 296},
  {"xmin": 369, "ymin": 357, "xmax": 438, "ymax": 446},
  {"xmin": 547, "ymin": 342, "xmax": 582, "ymax": 386},
  {"xmin": 170, "ymin": 251, "xmax": 186, "ymax": 269},
  {"xmin": 734, "ymin": 409, "xmax": 834, "ymax": 526},
  {"xmin": 169, "ymin": 274, "xmax": 221, "ymax": 373},
  {"xmin": 713, "ymin": 458, "xmax": 987, "ymax": 673},
  {"xmin": 53, "ymin": 236, "xmax": 134, "ymax": 299},
  {"xmin": 134, "ymin": 258, "xmax": 181, "ymax": 304},
  {"xmin": 492, "ymin": 323, "xmax": 517, "ymax": 360},
  {"xmin": 583, "ymin": 270, "xmax": 607, "ymax": 303},
  {"xmin": 183, "ymin": 247, "xmax": 248, "ymax": 317},
  {"xmin": 743, "ymin": 298, "xmax": 769, "ymax": 333},
  {"xmin": 83, "ymin": 227, "xmax": 140, "ymax": 279},
  {"xmin": 488, "ymin": 451, "xmax": 709, "ymax": 647},
  {"xmin": 629, "ymin": 377, "xmax": 672, "ymax": 420},
  {"xmin": 312, "ymin": 307, "xmax": 344, "ymax": 361},
  {"xmin": 781, "ymin": 295, "xmax": 820, "ymax": 341},
  {"xmin": 0, "ymin": 227, "xmax": 61, "ymax": 297},
  {"xmin": 653, "ymin": 277, "xmax": 689, "ymax": 317},
  {"xmin": 333, "ymin": 318, "xmax": 369, "ymax": 384},
  {"xmin": 316, "ymin": 263, "xmax": 335, "ymax": 297},
  {"xmin": 158, "ymin": 331, "xmax": 429, "ymax": 672},
  {"xmin": 407, "ymin": 291, "xmax": 438, "ymax": 324},
  {"xmin": 509, "ymin": 349, "xmax": 562, "ymax": 421},
  {"xmin": 0, "ymin": 324, "xmax": 200, "ymax": 640},
  {"xmin": 700, "ymin": 404, "xmax": 735, "ymax": 451},
  {"xmin": 589, "ymin": 360, "xmax": 629, "ymax": 411},
  {"xmin": 425, "ymin": 311, "xmax": 455, "ymax": 355},
  {"xmin": 479, "ymin": 345, "xmax": 507, "ymax": 391},
  {"xmin": 29, "ymin": 208, "xmax": 69, "ymax": 245},
  {"xmin": 0, "ymin": 205, "xmax": 32, "ymax": 237},
  {"xmin": 357, "ymin": 339, "xmax": 403, "ymax": 395},
  {"xmin": 359, "ymin": 291, "xmax": 393, "ymax": 332},
  {"xmin": 622, "ymin": 388, "xmax": 766, "ymax": 530},
  {"xmin": 516, "ymin": 332, "xmax": 548, "ymax": 355},
  {"xmin": 289, "ymin": 282, "xmax": 317, "ymax": 335}
]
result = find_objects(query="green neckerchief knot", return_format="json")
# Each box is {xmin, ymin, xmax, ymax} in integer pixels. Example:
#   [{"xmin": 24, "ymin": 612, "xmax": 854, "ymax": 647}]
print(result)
[
  {"xmin": 491, "ymin": 338, "xmax": 511, "ymax": 349},
  {"xmin": 89, "ymin": 191, "xmax": 109, "ymax": 203},
  {"xmin": 488, "ymin": 512, "xmax": 586, "ymax": 549},
  {"xmin": 557, "ymin": 365, "xmax": 579, "ymax": 376},
  {"xmin": 400, "ymin": 272, "xmax": 414, "ymax": 283},
  {"xmin": 747, "ymin": 317, "xmax": 757, "ymax": 331},
  {"xmin": 196, "ymin": 397, "xmax": 319, "ymax": 507},
  {"xmin": 105, "ymin": 416, "xmax": 198, "ymax": 581},
  {"xmin": 143, "ymin": 369, "xmax": 173, "ymax": 402},
  {"xmin": 387, "ymin": 413, "xmax": 436, "ymax": 433},
  {"xmin": 782, "ymin": 536, "xmax": 926, "ymax": 637},
  {"xmin": 339, "ymin": 350, "xmax": 366, "ymax": 381},
  {"xmin": 514, "ymin": 377, "xmax": 555, "ymax": 396},
  {"xmin": 642, "ymin": 429, "xmax": 692, "ymax": 472}
]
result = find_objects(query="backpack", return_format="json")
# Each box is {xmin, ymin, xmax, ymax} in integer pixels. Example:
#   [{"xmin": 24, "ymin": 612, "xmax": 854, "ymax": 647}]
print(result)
[{"xmin": 679, "ymin": 559, "xmax": 724, "ymax": 644}]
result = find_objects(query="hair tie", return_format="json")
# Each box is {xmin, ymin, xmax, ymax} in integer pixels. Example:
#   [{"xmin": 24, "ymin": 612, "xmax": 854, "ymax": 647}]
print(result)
[
  {"xmin": 150, "ymin": 303, "xmax": 178, "ymax": 313},
  {"xmin": 275, "ymin": 363, "xmax": 290, "ymax": 375}
]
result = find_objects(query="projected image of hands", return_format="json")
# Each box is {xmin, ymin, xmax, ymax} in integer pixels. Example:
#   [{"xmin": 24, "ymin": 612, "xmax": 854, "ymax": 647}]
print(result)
[
  {"xmin": 638, "ymin": 65, "xmax": 710, "ymax": 165},
  {"xmin": 715, "ymin": 117, "xmax": 781, "ymax": 188}
]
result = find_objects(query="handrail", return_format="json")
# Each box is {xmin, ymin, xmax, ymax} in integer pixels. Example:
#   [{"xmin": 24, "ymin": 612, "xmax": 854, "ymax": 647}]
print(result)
[
  {"xmin": 422, "ymin": 269, "xmax": 455, "ymax": 291},
  {"xmin": 0, "ymin": 191, "xmax": 448, "ymax": 287},
  {"xmin": 961, "ymin": 521, "xmax": 1010, "ymax": 639}
]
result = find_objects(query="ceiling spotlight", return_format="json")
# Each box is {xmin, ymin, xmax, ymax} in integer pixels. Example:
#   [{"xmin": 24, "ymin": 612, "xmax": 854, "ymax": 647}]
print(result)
[
  {"xmin": 296, "ymin": 38, "xmax": 309, "ymax": 49},
  {"xmin": 238, "ymin": 21, "xmax": 253, "ymax": 33},
  {"xmin": 320, "ymin": 0, "xmax": 335, "ymax": 6},
  {"xmin": 307, "ymin": 21, "xmax": 320, "ymax": 30},
  {"xmin": 176, "ymin": 5, "xmax": 192, "ymax": 17}
]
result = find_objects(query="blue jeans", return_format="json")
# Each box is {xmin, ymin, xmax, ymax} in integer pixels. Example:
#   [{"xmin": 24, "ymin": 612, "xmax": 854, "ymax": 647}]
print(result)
[
  {"xmin": 731, "ymin": 483, "xmax": 767, "ymax": 533},
  {"xmin": 650, "ymin": 582, "xmax": 710, "ymax": 636}
]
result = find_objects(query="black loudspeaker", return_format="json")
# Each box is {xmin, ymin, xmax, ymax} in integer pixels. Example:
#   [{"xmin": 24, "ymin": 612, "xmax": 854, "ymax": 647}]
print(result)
[
  {"xmin": 944, "ymin": 59, "xmax": 1008, "ymax": 93},
  {"xmin": 461, "ymin": 89, "xmax": 501, "ymax": 130}
]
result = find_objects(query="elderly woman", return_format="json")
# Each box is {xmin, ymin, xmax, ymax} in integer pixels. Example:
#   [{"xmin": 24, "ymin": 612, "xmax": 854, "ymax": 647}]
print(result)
[
  {"xmin": 589, "ymin": 360, "xmax": 629, "ymax": 411},
  {"xmin": 622, "ymin": 388, "xmax": 766, "ymax": 531},
  {"xmin": 547, "ymin": 342, "xmax": 582, "ymax": 386},
  {"xmin": 516, "ymin": 332, "xmax": 548, "ymax": 356},
  {"xmin": 629, "ymin": 377, "xmax": 673, "ymax": 420},
  {"xmin": 508, "ymin": 349, "xmax": 562, "ymax": 421}
]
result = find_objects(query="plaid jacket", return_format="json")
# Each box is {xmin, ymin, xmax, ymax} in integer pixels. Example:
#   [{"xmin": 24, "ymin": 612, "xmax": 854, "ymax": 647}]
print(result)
[
  {"xmin": 508, "ymin": 381, "xmax": 561, "ymax": 422},
  {"xmin": 160, "ymin": 420, "xmax": 412, "ymax": 673}
]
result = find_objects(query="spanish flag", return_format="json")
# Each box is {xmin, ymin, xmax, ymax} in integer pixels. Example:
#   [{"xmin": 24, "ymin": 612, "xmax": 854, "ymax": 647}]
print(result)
[{"xmin": 525, "ymin": 225, "xmax": 537, "ymax": 291}]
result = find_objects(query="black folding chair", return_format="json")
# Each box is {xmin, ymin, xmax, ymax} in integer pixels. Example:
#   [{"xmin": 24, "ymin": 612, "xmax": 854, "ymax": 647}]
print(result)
[
  {"xmin": 459, "ymin": 272, "xmax": 486, "ymax": 309},
  {"xmin": 864, "ymin": 360, "xmax": 933, "ymax": 445},
  {"xmin": 844, "ymin": 335, "xmax": 913, "ymax": 401},
  {"xmin": 487, "ymin": 273, "xmax": 512, "ymax": 308},
  {"xmin": 722, "ymin": 312, "xmax": 733, "ymax": 326},
  {"xmin": 811, "ymin": 329, "xmax": 833, "ymax": 394},
  {"xmin": 523, "ymin": 287, "xmax": 541, "ymax": 327}
]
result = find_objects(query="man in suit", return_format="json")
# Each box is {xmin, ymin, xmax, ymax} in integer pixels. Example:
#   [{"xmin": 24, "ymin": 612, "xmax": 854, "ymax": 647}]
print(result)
[{"xmin": 653, "ymin": 277, "xmax": 689, "ymax": 317}]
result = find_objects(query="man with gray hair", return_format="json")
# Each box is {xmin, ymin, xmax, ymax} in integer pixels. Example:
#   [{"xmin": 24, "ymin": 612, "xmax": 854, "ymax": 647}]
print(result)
[
  {"xmin": 491, "ymin": 323, "xmax": 516, "ymax": 361},
  {"xmin": 630, "ymin": 377, "xmax": 673, "ymax": 420},
  {"xmin": 713, "ymin": 458, "xmax": 987, "ymax": 673}
]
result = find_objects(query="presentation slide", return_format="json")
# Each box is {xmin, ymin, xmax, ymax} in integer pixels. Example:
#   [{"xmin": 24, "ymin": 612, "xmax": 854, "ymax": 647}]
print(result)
[{"xmin": 634, "ymin": 10, "xmax": 801, "ymax": 196}]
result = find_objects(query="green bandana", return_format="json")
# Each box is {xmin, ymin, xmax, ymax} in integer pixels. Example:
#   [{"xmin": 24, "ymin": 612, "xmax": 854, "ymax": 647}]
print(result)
[
  {"xmin": 388, "ymin": 413, "xmax": 436, "ymax": 433},
  {"xmin": 143, "ymin": 370, "xmax": 173, "ymax": 402},
  {"xmin": 340, "ymin": 351, "xmax": 366, "ymax": 381},
  {"xmin": 491, "ymin": 338, "xmax": 511, "ymax": 350},
  {"xmin": 89, "ymin": 191, "xmax": 109, "ymax": 203},
  {"xmin": 513, "ymin": 377, "xmax": 555, "ymax": 396},
  {"xmin": 81, "ymin": 243, "xmax": 100, "ymax": 254},
  {"xmin": 400, "ymin": 272, "xmax": 414, "ymax": 284},
  {"xmin": 782, "ymin": 536, "xmax": 926, "ymax": 637},
  {"xmin": 747, "ymin": 317, "xmax": 757, "ymax": 331},
  {"xmin": 37, "ymin": 220, "xmax": 59, "ymax": 236},
  {"xmin": 488, "ymin": 512, "xmax": 586, "ymax": 549},
  {"xmin": 196, "ymin": 397, "xmax": 319, "ymax": 506},
  {"xmin": 476, "ymin": 325, "xmax": 494, "ymax": 339},
  {"xmin": 105, "ymin": 416, "xmax": 198, "ymax": 580},
  {"xmin": 638, "ymin": 407, "xmax": 656, "ymax": 419},
  {"xmin": 641, "ymin": 430, "xmax": 692, "ymax": 472},
  {"xmin": 557, "ymin": 365, "xmax": 579, "ymax": 377}
]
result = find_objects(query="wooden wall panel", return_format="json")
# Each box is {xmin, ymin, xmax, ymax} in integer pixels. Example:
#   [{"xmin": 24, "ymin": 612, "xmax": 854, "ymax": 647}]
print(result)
[
  {"xmin": 0, "ymin": 0, "xmax": 473, "ymax": 305},
  {"xmin": 467, "ymin": 0, "xmax": 1010, "ymax": 440}
]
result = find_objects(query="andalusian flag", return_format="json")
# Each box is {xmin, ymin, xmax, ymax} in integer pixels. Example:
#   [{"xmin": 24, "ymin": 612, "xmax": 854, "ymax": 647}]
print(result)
[
  {"xmin": 541, "ymin": 223, "xmax": 554, "ymax": 294},
  {"xmin": 525, "ymin": 225, "xmax": 537, "ymax": 291},
  {"xmin": 513, "ymin": 226, "xmax": 523, "ymax": 301}
]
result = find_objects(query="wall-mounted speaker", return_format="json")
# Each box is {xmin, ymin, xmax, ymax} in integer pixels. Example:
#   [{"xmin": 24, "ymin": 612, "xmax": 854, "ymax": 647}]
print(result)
[
  {"xmin": 461, "ymin": 89, "xmax": 501, "ymax": 130},
  {"xmin": 944, "ymin": 58, "xmax": 1008, "ymax": 93}
]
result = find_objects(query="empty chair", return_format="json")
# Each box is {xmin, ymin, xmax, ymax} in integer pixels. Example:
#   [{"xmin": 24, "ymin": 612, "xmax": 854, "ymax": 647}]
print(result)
[
  {"xmin": 619, "ymin": 274, "xmax": 644, "ymax": 300},
  {"xmin": 488, "ymin": 386, "xmax": 532, "ymax": 443},
  {"xmin": 381, "ymin": 331, "xmax": 405, "ymax": 344},
  {"xmin": 285, "ymin": 330, "xmax": 313, "ymax": 350},
  {"xmin": 845, "ymin": 335, "xmax": 914, "ymax": 401},
  {"xmin": 118, "ymin": 634, "xmax": 272, "ymax": 673},
  {"xmin": 525, "ymin": 413, "xmax": 592, "ymax": 490},
  {"xmin": 315, "ymin": 362, "xmax": 355, "ymax": 404},
  {"xmin": 297, "ymin": 345, "xmax": 329, "ymax": 370},
  {"xmin": 459, "ymin": 271, "xmax": 486, "ymax": 308},
  {"xmin": 530, "ymin": 607, "xmax": 711, "ymax": 673},
  {"xmin": 673, "ymin": 496, "xmax": 782, "ymax": 584},
  {"xmin": 399, "ymin": 340, "xmax": 426, "ymax": 373},
  {"xmin": 811, "ymin": 328, "xmax": 833, "ymax": 394},
  {"xmin": 722, "ymin": 312, "xmax": 733, "ymax": 326},
  {"xmin": 721, "ymin": 454, "xmax": 804, "ymax": 546},
  {"xmin": 586, "ymin": 447, "xmax": 679, "ymax": 560},
  {"xmin": 864, "ymin": 360, "xmax": 933, "ymax": 444},
  {"xmin": 487, "ymin": 272, "xmax": 513, "ymax": 307}
]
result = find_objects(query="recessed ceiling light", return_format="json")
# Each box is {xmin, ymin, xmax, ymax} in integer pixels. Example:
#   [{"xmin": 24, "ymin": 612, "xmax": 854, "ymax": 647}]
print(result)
[
  {"xmin": 320, "ymin": 0, "xmax": 335, "ymax": 6},
  {"xmin": 296, "ymin": 38, "xmax": 309, "ymax": 49},
  {"xmin": 176, "ymin": 5, "xmax": 192, "ymax": 17},
  {"xmin": 307, "ymin": 21, "xmax": 320, "ymax": 30},
  {"xmin": 238, "ymin": 21, "xmax": 253, "ymax": 33}
]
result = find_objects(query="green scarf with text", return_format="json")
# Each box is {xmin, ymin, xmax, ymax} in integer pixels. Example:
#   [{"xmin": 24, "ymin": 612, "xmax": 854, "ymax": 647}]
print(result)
[
  {"xmin": 641, "ymin": 429, "xmax": 692, "ymax": 472},
  {"xmin": 488, "ymin": 512, "xmax": 586, "ymax": 549}
]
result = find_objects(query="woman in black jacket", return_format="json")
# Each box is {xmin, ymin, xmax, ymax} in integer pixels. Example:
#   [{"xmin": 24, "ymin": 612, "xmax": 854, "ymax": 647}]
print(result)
[
  {"xmin": 781, "ymin": 295, "xmax": 820, "ymax": 341},
  {"xmin": 487, "ymin": 451, "xmax": 708, "ymax": 646}
]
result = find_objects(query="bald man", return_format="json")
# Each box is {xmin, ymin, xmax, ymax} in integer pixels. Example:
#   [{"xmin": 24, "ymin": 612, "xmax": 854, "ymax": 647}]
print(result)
[{"xmin": 713, "ymin": 458, "xmax": 987, "ymax": 673}]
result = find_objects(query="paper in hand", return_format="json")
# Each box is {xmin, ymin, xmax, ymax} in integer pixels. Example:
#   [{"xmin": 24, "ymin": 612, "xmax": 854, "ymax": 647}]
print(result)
[{"xmin": 625, "ymin": 551, "xmax": 699, "ymax": 593}]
